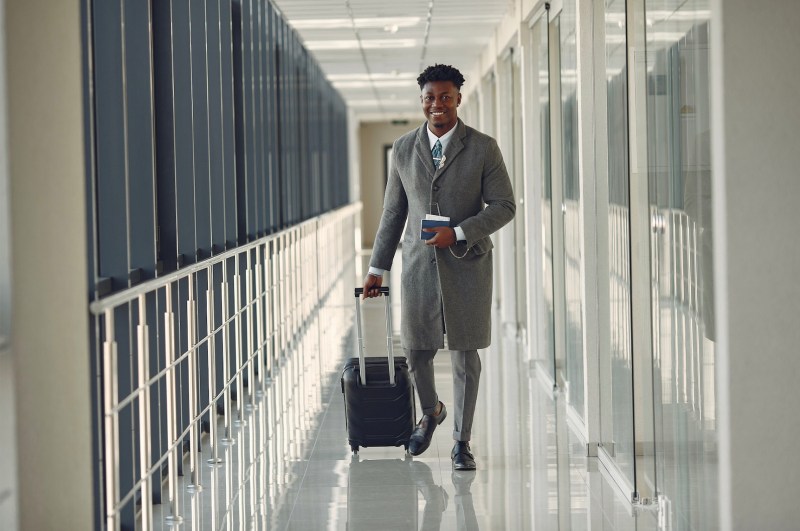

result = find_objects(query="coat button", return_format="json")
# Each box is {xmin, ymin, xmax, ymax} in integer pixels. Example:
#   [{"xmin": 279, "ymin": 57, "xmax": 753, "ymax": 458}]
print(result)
[
  {"xmin": 433, "ymin": 185, "xmax": 440, "ymax": 191},
  {"xmin": 430, "ymin": 258, "xmax": 436, "ymax": 264}
]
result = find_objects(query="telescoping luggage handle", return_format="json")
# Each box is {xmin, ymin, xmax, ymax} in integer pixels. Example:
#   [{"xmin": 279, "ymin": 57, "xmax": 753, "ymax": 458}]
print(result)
[{"xmin": 354, "ymin": 286, "xmax": 395, "ymax": 386}]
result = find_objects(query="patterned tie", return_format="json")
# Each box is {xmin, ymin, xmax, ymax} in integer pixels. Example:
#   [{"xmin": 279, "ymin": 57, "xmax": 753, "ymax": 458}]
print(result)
[{"xmin": 432, "ymin": 139, "xmax": 443, "ymax": 169}]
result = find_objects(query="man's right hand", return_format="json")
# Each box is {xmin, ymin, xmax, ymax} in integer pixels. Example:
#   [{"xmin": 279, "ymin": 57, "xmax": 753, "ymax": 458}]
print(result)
[{"xmin": 362, "ymin": 274, "xmax": 383, "ymax": 299}]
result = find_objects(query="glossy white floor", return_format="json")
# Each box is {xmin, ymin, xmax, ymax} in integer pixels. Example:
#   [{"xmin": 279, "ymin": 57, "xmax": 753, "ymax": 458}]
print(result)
[{"xmin": 150, "ymin": 253, "xmax": 661, "ymax": 530}]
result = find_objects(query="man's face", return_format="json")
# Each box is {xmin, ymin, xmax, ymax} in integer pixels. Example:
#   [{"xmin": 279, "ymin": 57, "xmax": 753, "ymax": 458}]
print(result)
[{"xmin": 421, "ymin": 81, "xmax": 461, "ymax": 135}]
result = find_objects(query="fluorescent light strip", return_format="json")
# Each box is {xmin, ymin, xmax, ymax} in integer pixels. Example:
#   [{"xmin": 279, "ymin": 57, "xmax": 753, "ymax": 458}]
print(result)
[
  {"xmin": 305, "ymin": 39, "xmax": 417, "ymax": 51},
  {"xmin": 333, "ymin": 80, "xmax": 419, "ymax": 89},
  {"xmin": 291, "ymin": 17, "xmax": 421, "ymax": 30},
  {"xmin": 348, "ymin": 99, "xmax": 418, "ymax": 108},
  {"xmin": 327, "ymin": 72, "xmax": 417, "ymax": 82}
]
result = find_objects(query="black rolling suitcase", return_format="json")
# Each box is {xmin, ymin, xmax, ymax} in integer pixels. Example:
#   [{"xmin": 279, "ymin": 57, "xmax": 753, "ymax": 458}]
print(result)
[{"xmin": 341, "ymin": 286, "xmax": 416, "ymax": 454}]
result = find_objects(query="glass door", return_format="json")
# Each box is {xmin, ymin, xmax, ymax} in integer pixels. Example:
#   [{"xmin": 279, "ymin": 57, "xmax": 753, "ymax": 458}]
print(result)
[
  {"xmin": 645, "ymin": 1, "xmax": 717, "ymax": 526},
  {"xmin": 595, "ymin": 0, "xmax": 638, "ymax": 494},
  {"xmin": 527, "ymin": 12, "xmax": 556, "ymax": 383},
  {"xmin": 555, "ymin": 1, "xmax": 585, "ymax": 424}
]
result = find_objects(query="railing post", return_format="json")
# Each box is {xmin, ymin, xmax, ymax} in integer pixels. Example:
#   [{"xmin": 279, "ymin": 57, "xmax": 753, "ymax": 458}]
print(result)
[
  {"xmin": 245, "ymin": 251, "xmax": 256, "ymax": 409},
  {"xmin": 207, "ymin": 265, "xmax": 223, "ymax": 464},
  {"xmin": 282, "ymin": 234, "xmax": 289, "ymax": 357},
  {"xmin": 186, "ymin": 274, "xmax": 202, "ymax": 491},
  {"xmin": 220, "ymin": 271, "xmax": 234, "ymax": 443},
  {"xmin": 255, "ymin": 245, "xmax": 267, "ymax": 394},
  {"xmin": 103, "ymin": 308, "xmax": 120, "ymax": 531},
  {"xmin": 136, "ymin": 295, "xmax": 153, "ymax": 531},
  {"xmin": 293, "ymin": 229, "xmax": 300, "ymax": 338},
  {"xmin": 163, "ymin": 287, "xmax": 182, "ymax": 523},
  {"xmin": 233, "ymin": 253, "xmax": 245, "ymax": 425}
]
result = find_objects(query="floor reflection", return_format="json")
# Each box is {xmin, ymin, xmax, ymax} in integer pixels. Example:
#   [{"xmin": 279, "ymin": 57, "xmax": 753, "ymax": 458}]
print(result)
[
  {"xmin": 345, "ymin": 457, "xmax": 480, "ymax": 531},
  {"xmin": 451, "ymin": 470, "xmax": 479, "ymax": 531}
]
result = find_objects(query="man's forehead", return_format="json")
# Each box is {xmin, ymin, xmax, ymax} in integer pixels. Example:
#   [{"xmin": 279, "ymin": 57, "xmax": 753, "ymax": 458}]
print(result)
[{"xmin": 421, "ymin": 82, "xmax": 459, "ymax": 93}]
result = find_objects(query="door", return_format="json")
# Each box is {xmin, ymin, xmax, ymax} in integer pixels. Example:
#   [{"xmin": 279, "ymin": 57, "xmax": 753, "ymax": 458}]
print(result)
[
  {"xmin": 645, "ymin": 1, "xmax": 717, "ymax": 525},
  {"xmin": 527, "ymin": 11, "xmax": 556, "ymax": 383},
  {"xmin": 552, "ymin": 0, "xmax": 585, "ymax": 425},
  {"xmin": 595, "ymin": 0, "xmax": 639, "ymax": 495}
]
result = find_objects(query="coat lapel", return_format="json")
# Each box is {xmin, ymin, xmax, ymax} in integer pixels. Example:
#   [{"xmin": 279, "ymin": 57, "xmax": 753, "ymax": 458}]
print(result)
[
  {"xmin": 432, "ymin": 119, "xmax": 467, "ymax": 182},
  {"xmin": 414, "ymin": 119, "xmax": 468, "ymax": 180},
  {"xmin": 414, "ymin": 124, "xmax": 436, "ymax": 178}
]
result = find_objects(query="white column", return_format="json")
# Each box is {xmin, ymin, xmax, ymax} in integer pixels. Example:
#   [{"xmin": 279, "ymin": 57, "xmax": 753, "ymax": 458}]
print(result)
[
  {"xmin": 6, "ymin": 0, "xmax": 93, "ymax": 529},
  {"xmin": 711, "ymin": 1, "xmax": 800, "ymax": 528}
]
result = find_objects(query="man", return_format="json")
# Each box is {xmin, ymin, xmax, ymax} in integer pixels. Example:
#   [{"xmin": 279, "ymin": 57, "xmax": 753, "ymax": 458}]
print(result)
[{"xmin": 362, "ymin": 64, "xmax": 515, "ymax": 470}]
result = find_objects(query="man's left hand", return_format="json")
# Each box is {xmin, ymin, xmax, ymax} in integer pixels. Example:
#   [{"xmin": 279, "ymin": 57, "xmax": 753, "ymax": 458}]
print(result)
[{"xmin": 424, "ymin": 226, "xmax": 457, "ymax": 248}]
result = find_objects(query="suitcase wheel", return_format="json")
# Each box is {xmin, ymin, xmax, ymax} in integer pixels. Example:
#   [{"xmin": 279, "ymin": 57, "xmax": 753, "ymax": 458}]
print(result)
[{"xmin": 350, "ymin": 443, "xmax": 359, "ymax": 454}]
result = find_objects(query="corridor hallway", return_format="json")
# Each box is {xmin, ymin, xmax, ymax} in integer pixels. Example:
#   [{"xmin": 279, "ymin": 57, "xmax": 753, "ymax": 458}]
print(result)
[
  {"xmin": 3, "ymin": 0, "xmax": 800, "ymax": 529},
  {"xmin": 143, "ymin": 248, "xmax": 660, "ymax": 530}
]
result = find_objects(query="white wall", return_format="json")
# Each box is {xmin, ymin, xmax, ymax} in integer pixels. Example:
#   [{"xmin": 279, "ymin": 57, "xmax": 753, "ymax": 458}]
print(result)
[
  {"xmin": 5, "ymin": 0, "xmax": 93, "ymax": 528},
  {"xmin": 712, "ymin": 1, "xmax": 800, "ymax": 528}
]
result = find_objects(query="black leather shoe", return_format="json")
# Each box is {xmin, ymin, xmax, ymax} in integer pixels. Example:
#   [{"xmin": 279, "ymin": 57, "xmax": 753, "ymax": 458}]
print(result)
[
  {"xmin": 451, "ymin": 441, "xmax": 476, "ymax": 471},
  {"xmin": 408, "ymin": 402, "xmax": 447, "ymax": 456}
]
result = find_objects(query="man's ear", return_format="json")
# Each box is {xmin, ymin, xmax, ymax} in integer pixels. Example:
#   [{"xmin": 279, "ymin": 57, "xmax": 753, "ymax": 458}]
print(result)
[{"xmin": 457, "ymin": 93, "xmax": 462, "ymax": 106}]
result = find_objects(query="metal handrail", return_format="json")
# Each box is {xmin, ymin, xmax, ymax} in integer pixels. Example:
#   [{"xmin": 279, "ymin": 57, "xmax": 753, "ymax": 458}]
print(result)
[
  {"xmin": 89, "ymin": 203, "xmax": 359, "ymax": 315},
  {"xmin": 94, "ymin": 202, "xmax": 361, "ymax": 530}
]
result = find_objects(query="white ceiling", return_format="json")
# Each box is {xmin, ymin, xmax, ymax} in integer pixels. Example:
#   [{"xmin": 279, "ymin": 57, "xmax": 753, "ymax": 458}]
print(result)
[{"xmin": 271, "ymin": 0, "xmax": 514, "ymax": 122}]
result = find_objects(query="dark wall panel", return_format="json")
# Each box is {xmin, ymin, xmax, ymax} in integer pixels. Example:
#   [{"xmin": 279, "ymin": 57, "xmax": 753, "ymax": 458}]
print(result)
[
  {"xmin": 191, "ymin": 0, "xmax": 212, "ymax": 260},
  {"xmin": 172, "ymin": 0, "xmax": 197, "ymax": 267},
  {"xmin": 207, "ymin": 0, "xmax": 226, "ymax": 254},
  {"xmin": 152, "ymin": 0, "xmax": 177, "ymax": 273},
  {"xmin": 89, "ymin": 2, "xmax": 351, "ymax": 526},
  {"xmin": 93, "ymin": 0, "xmax": 128, "ymax": 290},
  {"xmin": 221, "ymin": 1, "xmax": 237, "ymax": 248},
  {"xmin": 124, "ymin": 0, "xmax": 157, "ymax": 281}
]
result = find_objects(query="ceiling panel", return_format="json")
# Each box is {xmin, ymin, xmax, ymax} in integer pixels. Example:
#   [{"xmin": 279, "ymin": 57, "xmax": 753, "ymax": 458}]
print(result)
[{"xmin": 272, "ymin": 0, "xmax": 513, "ymax": 121}]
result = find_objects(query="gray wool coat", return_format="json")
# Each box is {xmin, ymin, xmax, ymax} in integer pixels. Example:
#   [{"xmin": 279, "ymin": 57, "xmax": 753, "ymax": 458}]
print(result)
[{"xmin": 370, "ymin": 119, "xmax": 516, "ymax": 351}]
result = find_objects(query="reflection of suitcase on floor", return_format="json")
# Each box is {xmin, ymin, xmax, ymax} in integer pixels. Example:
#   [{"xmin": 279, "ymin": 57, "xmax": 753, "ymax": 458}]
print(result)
[
  {"xmin": 341, "ymin": 287, "xmax": 416, "ymax": 453},
  {"xmin": 347, "ymin": 456, "xmax": 419, "ymax": 531}
]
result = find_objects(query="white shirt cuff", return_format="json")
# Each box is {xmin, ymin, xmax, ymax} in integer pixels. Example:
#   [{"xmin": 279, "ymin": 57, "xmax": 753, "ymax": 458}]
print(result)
[
  {"xmin": 454, "ymin": 226, "xmax": 466, "ymax": 242},
  {"xmin": 368, "ymin": 267, "xmax": 385, "ymax": 277}
]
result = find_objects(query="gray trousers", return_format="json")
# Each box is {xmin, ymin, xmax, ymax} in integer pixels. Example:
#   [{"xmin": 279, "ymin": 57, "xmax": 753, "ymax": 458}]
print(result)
[{"xmin": 404, "ymin": 348, "xmax": 481, "ymax": 442}]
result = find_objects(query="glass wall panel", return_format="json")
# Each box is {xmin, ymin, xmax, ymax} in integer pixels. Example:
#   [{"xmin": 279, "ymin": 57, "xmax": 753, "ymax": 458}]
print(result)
[
  {"xmin": 511, "ymin": 53, "xmax": 528, "ymax": 332},
  {"xmin": 645, "ymin": 1, "xmax": 717, "ymax": 527},
  {"xmin": 558, "ymin": 1, "xmax": 585, "ymax": 420},
  {"xmin": 599, "ymin": 0, "xmax": 637, "ymax": 488},
  {"xmin": 530, "ymin": 15, "xmax": 556, "ymax": 380}
]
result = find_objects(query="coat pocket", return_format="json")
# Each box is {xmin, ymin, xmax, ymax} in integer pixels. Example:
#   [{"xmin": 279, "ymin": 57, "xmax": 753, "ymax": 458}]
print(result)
[{"xmin": 471, "ymin": 236, "xmax": 494, "ymax": 255}]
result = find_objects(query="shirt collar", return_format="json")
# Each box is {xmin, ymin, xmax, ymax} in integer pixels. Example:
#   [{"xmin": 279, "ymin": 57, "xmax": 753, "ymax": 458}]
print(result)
[{"xmin": 426, "ymin": 123, "xmax": 457, "ymax": 153}]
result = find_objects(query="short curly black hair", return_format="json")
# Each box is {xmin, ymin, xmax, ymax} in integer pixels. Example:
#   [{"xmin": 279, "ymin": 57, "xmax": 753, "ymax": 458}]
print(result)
[{"xmin": 417, "ymin": 64, "xmax": 465, "ymax": 90}]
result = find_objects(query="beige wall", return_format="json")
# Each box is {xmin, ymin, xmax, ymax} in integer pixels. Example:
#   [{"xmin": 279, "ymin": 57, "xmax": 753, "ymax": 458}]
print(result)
[
  {"xmin": 0, "ymin": 0, "xmax": 15, "ymax": 521},
  {"xmin": 358, "ymin": 120, "xmax": 420, "ymax": 249},
  {"xmin": 5, "ymin": 0, "xmax": 93, "ymax": 528}
]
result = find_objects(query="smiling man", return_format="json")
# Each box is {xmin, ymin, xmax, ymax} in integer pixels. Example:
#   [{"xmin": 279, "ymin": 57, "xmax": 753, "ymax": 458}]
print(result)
[{"xmin": 362, "ymin": 64, "xmax": 515, "ymax": 471}]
